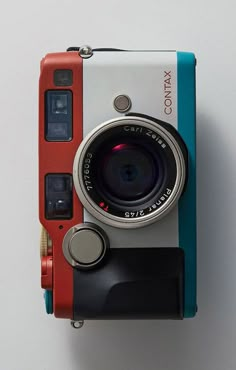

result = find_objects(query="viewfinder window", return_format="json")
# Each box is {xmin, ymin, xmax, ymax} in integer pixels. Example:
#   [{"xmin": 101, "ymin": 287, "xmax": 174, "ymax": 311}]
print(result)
[{"xmin": 45, "ymin": 90, "xmax": 72, "ymax": 141}]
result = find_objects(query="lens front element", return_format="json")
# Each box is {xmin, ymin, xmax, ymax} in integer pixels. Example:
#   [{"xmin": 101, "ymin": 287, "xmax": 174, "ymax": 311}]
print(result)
[{"xmin": 100, "ymin": 143, "xmax": 161, "ymax": 202}]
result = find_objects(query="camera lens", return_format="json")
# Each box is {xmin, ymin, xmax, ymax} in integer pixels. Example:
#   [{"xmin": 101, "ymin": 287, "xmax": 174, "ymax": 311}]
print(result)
[
  {"xmin": 73, "ymin": 115, "xmax": 187, "ymax": 229},
  {"xmin": 99, "ymin": 143, "xmax": 161, "ymax": 202}
]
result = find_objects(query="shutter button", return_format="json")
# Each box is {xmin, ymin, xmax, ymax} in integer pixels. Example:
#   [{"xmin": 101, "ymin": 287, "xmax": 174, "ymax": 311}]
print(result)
[{"xmin": 63, "ymin": 223, "xmax": 109, "ymax": 269}]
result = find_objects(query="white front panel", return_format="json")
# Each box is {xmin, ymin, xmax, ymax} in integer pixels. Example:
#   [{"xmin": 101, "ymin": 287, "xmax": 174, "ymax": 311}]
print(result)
[{"xmin": 83, "ymin": 51, "xmax": 179, "ymax": 248}]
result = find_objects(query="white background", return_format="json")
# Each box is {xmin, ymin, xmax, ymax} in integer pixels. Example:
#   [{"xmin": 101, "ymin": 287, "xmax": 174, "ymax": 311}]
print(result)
[{"xmin": 0, "ymin": 1, "xmax": 235, "ymax": 369}]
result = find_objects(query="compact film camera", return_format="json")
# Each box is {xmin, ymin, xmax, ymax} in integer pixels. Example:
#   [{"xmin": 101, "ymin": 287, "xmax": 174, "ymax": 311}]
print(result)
[{"xmin": 39, "ymin": 46, "xmax": 197, "ymax": 325}]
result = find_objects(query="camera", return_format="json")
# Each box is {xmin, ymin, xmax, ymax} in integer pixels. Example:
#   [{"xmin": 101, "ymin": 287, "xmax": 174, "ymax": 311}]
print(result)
[{"xmin": 39, "ymin": 46, "xmax": 197, "ymax": 323}]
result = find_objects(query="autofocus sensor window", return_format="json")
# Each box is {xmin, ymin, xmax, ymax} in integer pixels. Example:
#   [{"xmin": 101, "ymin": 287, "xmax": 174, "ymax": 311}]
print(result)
[
  {"xmin": 73, "ymin": 116, "xmax": 187, "ymax": 228},
  {"xmin": 45, "ymin": 174, "xmax": 73, "ymax": 219},
  {"xmin": 54, "ymin": 69, "xmax": 73, "ymax": 86}
]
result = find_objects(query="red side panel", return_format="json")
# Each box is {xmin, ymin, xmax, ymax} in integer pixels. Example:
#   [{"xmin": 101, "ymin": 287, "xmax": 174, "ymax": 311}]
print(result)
[{"xmin": 39, "ymin": 52, "xmax": 83, "ymax": 318}]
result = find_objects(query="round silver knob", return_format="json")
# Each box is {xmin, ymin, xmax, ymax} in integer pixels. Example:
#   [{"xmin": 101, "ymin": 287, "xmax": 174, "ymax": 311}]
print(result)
[
  {"xmin": 63, "ymin": 223, "xmax": 109, "ymax": 269},
  {"xmin": 69, "ymin": 229, "xmax": 104, "ymax": 264},
  {"xmin": 113, "ymin": 94, "xmax": 132, "ymax": 113}
]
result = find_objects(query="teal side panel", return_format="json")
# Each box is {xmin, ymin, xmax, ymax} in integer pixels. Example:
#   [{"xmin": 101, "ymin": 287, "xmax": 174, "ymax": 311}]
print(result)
[
  {"xmin": 177, "ymin": 52, "xmax": 197, "ymax": 318},
  {"xmin": 44, "ymin": 290, "xmax": 53, "ymax": 314}
]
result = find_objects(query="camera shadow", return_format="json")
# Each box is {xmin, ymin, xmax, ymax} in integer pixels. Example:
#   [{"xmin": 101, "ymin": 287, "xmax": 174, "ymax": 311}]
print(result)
[{"xmin": 66, "ymin": 111, "xmax": 236, "ymax": 370}]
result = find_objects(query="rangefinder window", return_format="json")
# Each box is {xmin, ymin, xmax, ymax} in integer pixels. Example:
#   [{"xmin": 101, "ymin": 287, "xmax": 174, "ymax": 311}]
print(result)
[
  {"xmin": 45, "ymin": 90, "xmax": 72, "ymax": 141},
  {"xmin": 45, "ymin": 174, "xmax": 73, "ymax": 219}
]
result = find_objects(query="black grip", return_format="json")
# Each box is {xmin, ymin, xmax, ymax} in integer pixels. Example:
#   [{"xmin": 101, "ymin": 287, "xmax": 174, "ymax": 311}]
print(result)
[{"xmin": 73, "ymin": 248, "xmax": 184, "ymax": 320}]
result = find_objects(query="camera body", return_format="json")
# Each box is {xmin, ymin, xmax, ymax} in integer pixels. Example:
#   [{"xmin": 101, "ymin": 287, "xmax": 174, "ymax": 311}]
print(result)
[{"xmin": 39, "ymin": 48, "xmax": 196, "ymax": 321}]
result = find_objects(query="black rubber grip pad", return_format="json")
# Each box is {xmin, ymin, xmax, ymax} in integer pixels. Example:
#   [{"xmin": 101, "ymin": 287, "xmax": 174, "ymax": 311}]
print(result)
[{"xmin": 73, "ymin": 248, "xmax": 184, "ymax": 320}]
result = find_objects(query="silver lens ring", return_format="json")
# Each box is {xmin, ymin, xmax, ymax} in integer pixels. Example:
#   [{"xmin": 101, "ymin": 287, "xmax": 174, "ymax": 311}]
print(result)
[{"xmin": 73, "ymin": 116, "xmax": 186, "ymax": 229}]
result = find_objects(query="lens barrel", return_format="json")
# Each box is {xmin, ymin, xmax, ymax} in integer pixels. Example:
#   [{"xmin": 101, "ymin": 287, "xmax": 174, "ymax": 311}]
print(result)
[{"xmin": 73, "ymin": 115, "xmax": 187, "ymax": 229}]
